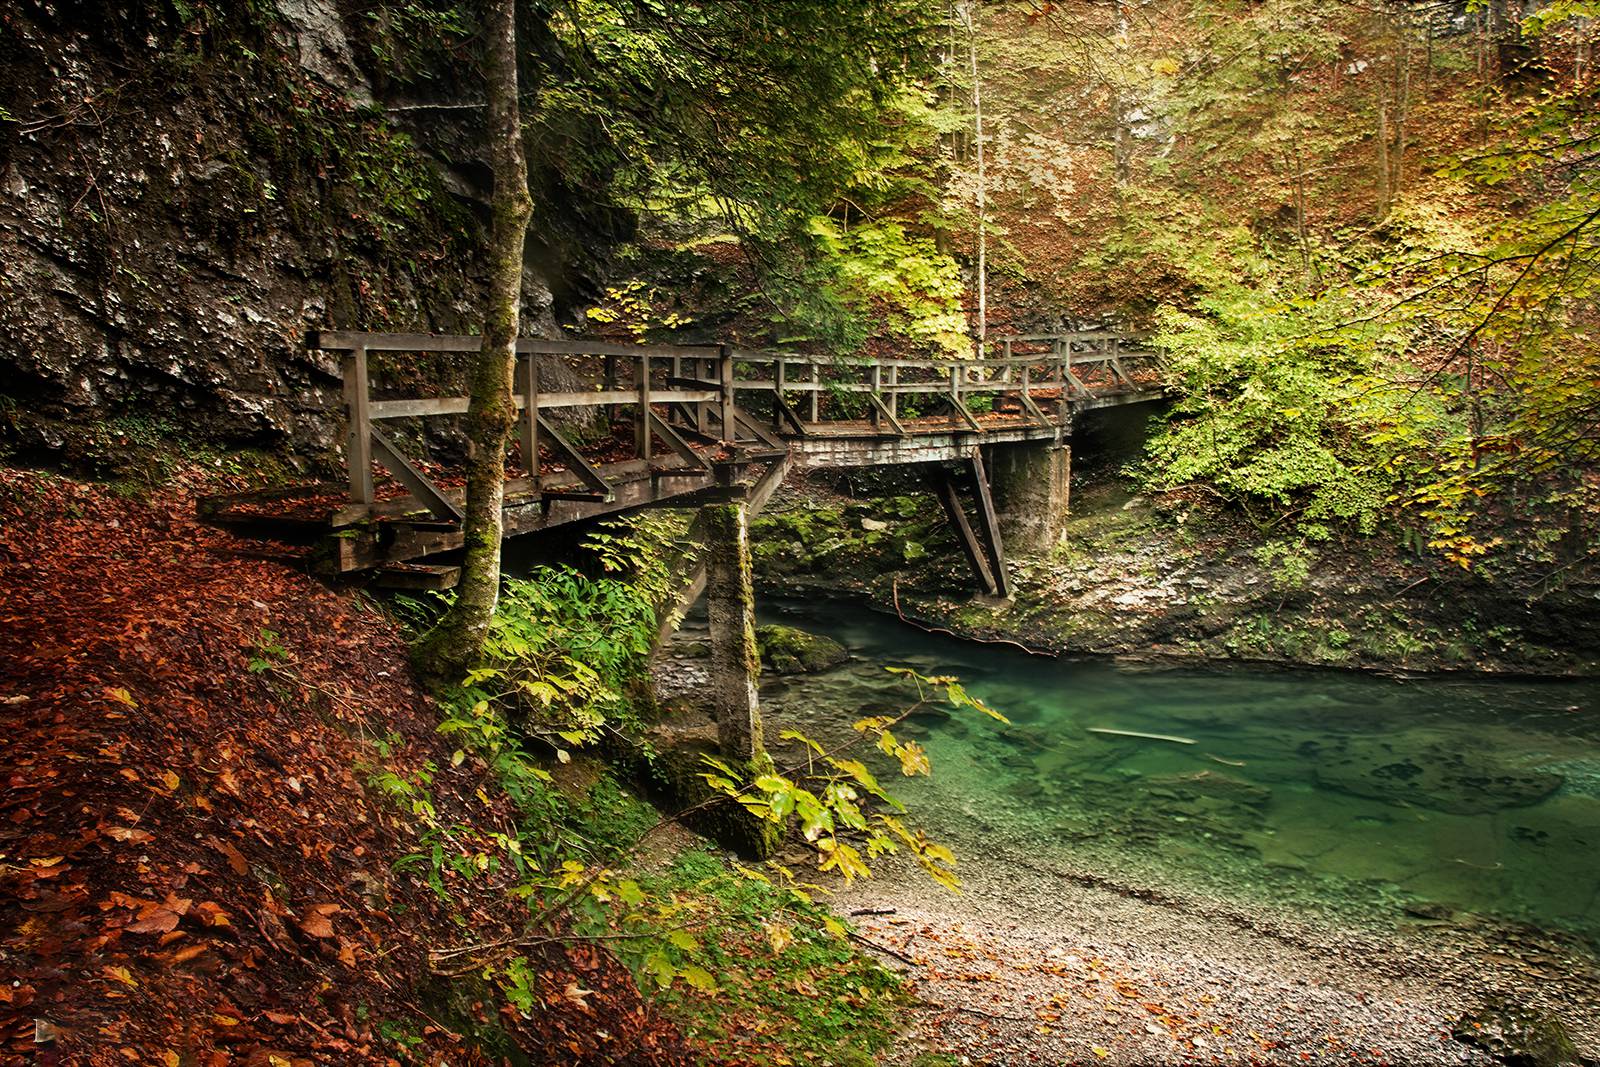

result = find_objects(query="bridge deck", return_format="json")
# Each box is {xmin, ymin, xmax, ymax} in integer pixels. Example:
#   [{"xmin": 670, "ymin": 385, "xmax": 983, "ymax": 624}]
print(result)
[{"xmin": 201, "ymin": 330, "xmax": 1168, "ymax": 585}]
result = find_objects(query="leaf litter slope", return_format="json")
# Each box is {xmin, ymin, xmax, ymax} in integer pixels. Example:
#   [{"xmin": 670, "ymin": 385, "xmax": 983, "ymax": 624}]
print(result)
[{"xmin": 0, "ymin": 469, "xmax": 698, "ymax": 1065}]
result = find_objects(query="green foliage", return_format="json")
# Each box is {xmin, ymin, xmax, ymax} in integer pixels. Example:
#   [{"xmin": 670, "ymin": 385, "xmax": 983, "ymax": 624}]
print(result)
[
  {"xmin": 1136, "ymin": 263, "xmax": 1457, "ymax": 537},
  {"xmin": 412, "ymin": 518, "xmax": 677, "ymax": 751},
  {"xmin": 807, "ymin": 217, "xmax": 969, "ymax": 357},
  {"xmin": 535, "ymin": 0, "xmax": 954, "ymax": 351},
  {"xmin": 612, "ymin": 849, "xmax": 907, "ymax": 1063},
  {"xmin": 1254, "ymin": 539, "xmax": 1316, "ymax": 594},
  {"xmin": 700, "ymin": 668, "xmax": 1007, "ymax": 892},
  {"xmin": 247, "ymin": 627, "xmax": 290, "ymax": 674}
]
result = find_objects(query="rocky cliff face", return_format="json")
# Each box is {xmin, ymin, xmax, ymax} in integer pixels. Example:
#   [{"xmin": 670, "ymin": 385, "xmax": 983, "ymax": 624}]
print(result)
[{"xmin": 0, "ymin": 1, "xmax": 570, "ymax": 473}]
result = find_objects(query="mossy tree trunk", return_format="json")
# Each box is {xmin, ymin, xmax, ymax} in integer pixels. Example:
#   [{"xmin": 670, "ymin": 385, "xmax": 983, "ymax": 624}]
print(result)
[{"xmin": 416, "ymin": 0, "xmax": 533, "ymax": 680}]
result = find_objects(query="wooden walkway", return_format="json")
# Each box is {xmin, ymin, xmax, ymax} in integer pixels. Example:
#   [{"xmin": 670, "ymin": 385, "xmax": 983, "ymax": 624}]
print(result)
[{"xmin": 202, "ymin": 330, "xmax": 1167, "ymax": 590}]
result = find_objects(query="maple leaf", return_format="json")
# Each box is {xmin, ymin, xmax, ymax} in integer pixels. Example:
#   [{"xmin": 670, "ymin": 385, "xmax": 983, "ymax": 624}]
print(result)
[{"xmin": 562, "ymin": 981, "xmax": 595, "ymax": 1010}]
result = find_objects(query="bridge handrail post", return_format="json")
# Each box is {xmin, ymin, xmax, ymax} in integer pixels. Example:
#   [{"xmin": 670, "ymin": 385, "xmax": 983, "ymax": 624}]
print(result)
[
  {"xmin": 342, "ymin": 345, "xmax": 374, "ymax": 506},
  {"xmin": 887, "ymin": 363, "xmax": 898, "ymax": 417},
  {"xmin": 519, "ymin": 352, "xmax": 540, "ymax": 491},
  {"xmin": 810, "ymin": 362, "xmax": 820, "ymax": 422},
  {"xmin": 718, "ymin": 344, "xmax": 735, "ymax": 442},
  {"xmin": 637, "ymin": 353, "xmax": 652, "ymax": 461},
  {"xmin": 870, "ymin": 364, "xmax": 882, "ymax": 430}
]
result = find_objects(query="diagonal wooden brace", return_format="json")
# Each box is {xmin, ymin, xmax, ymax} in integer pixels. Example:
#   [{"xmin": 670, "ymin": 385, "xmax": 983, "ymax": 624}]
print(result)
[
  {"xmin": 772, "ymin": 393, "xmax": 808, "ymax": 436},
  {"xmin": 537, "ymin": 414, "xmax": 614, "ymax": 501},
  {"xmin": 948, "ymin": 393, "xmax": 984, "ymax": 432},
  {"xmin": 867, "ymin": 391, "xmax": 908, "ymax": 436},
  {"xmin": 733, "ymin": 404, "xmax": 785, "ymax": 450},
  {"xmin": 647, "ymin": 408, "xmax": 707, "ymax": 469},
  {"xmin": 368, "ymin": 426, "xmax": 463, "ymax": 522}
]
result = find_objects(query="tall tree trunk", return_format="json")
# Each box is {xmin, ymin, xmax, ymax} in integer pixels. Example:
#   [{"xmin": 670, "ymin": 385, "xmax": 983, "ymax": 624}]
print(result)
[
  {"xmin": 1112, "ymin": 0, "xmax": 1134, "ymax": 194},
  {"xmin": 1392, "ymin": 25, "xmax": 1410, "ymax": 203},
  {"xmin": 1375, "ymin": 90, "xmax": 1391, "ymax": 219},
  {"xmin": 417, "ymin": 0, "xmax": 533, "ymax": 679},
  {"xmin": 965, "ymin": 1, "xmax": 987, "ymax": 355}
]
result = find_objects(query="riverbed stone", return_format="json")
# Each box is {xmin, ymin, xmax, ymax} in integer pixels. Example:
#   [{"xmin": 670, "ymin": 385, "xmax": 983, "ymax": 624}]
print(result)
[
  {"xmin": 1308, "ymin": 733, "xmax": 1564, "ymax": 815},
  {"xmin": 755, "ymin": 624, "xmax": 848, "ymax": 674}
]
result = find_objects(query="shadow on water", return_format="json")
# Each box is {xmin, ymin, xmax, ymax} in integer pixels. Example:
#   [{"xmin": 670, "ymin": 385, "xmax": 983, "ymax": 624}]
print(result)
[{"xmin": 752, "ymin": 599, "xmax": 1600, "ymax": 947}]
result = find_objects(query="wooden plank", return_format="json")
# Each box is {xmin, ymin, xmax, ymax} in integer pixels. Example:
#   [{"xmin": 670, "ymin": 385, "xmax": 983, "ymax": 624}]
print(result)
[
  {"xmin": 369, "ymin": 426, "xmax": 464, "ymax": 522},
  {"xmin": 932, "ymin": 472, "xmax": 999, "ymax": 597},
  {"xmin": 343, "ymin": 348, "xmax": 373, "ymax": 505},
  {"xmin": 537, "ymin": 414, "xmax": 614, "ymax": 501},
  {"xmin": 368, "ymin": 389, "xmax": 716, "ymax": 418},
  {"xmin": 370, "ymin": 396, "xmax": 470, "ymax": 419},
  {"xmin": 366, "ymin": 385, "xmax": 716, "ymax": 415},
  {"xmin": 968, "ymin": 450, "xmax": 1012, "ymax": 598},
  {"xmin": 374, "ymin": 563, "xmax": 460, "ymax": 591},
  {"xmin": 540, "ymin": 489, "xmax": 609, "ymax": 503}
]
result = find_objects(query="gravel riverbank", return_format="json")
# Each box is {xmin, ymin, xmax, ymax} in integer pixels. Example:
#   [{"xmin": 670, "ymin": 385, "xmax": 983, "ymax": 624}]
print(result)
[{"xmin": 833, "ymin": 843, "xmax": 1599, "ymax": 1066}]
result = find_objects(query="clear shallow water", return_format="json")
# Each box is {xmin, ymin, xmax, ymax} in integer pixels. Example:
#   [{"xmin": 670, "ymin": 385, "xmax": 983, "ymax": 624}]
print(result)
[{"xmin": 754, "ymin": 602, "xmax": 1600, "ymax": 945}]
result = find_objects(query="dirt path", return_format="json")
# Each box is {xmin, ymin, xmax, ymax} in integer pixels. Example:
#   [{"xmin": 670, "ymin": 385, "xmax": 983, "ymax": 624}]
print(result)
[{"xmin": 834, "ymin": 845, "xmax": 1598, "ymax": 1066}]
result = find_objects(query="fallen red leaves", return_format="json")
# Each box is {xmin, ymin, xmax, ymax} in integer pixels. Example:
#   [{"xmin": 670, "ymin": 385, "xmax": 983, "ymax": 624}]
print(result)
[{"xmin": 0, "ymin": 468, "xmax": 697, "ymax": 1066}]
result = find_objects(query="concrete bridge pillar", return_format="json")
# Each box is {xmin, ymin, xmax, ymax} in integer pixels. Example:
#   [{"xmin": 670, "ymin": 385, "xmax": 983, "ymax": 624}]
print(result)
[
  {"xmin": 702, "ymin": 501, "xmax": 764, "ymax": 762},
  {"xmin": 987, "ymin": 441, "xmax": 1072, "ymax": 554}
]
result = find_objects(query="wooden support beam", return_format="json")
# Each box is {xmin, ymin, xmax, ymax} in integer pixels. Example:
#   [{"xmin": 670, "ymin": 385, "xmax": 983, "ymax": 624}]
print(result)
[
  {"xmin": 368, "ymin": 426, "xmax": 464, "ymax": 522},
  {"xmin": 647, "ymin": 408, "xmax": 707, "ymax": 469},
  {"xmin": 870, "ymin": 364, "xmax": 882, "ymax": 431},
  {"xmin": 866, "ymin": 391, "xmax": 908, "ymax": 436},
  {"xmin": 948, "ymin": 393, "xmax": 983, "ymax": 432},
  {"xmin": 343, "ymin": 347, "xmax": 373, "ymax": 506},
  {"xmin": 733, "ymin": 405, "xmax": 784, "ymax": 450},
  {"xmin": 932, "ymin": 471, "xmax": 1000, "ymax": 597},
  {"xmin": 537, "ymin": 414, "xmax": 614, "ymax": 501},
  {"xmin": 968, "ymin": 449, "xmax": 1012, "ymax": 598},
  {"xmin": 772, "ymin": 393, "xmax": 808, "ymax": 436}
]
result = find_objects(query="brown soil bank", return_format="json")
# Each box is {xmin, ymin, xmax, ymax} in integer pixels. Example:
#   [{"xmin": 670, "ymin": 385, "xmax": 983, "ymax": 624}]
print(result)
[{"xmin": 752, "ymin": 472, "xmax": 1600, "ymax": 677}]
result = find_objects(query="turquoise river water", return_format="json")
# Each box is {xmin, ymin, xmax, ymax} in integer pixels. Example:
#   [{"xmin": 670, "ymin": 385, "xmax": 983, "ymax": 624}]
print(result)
[{"xmin": 754, "ymin": 602, "xmax": 1600, "ymax": 947}]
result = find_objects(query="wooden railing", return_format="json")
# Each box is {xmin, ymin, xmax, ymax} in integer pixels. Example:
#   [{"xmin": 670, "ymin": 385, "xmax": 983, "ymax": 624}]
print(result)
[
  {"xmin": 311, "ymin": 329, "xmax": 1164, "ymax": 522},
  {"xmin": 725, "ymin": 331, "xmax": 1162, "ymax": 433}
]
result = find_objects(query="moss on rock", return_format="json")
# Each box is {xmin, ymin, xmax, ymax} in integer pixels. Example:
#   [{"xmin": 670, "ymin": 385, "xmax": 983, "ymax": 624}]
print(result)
[{"xmin": 756, "ymin": 624, "xmax": 848, "ymax": 674}]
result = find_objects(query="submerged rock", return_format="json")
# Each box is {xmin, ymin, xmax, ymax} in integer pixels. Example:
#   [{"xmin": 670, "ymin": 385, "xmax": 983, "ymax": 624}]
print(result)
[
  {"xmin": 755, "ymin": 624, "xmax": 849, "ymax": 674},
  {"xmin": 1310, "ymin": 733, "xmax": 1563, "ymax": 815},
  {"xmin": 1451, "ymin": 999, "xmax": 1580, "ymax": 1067}
]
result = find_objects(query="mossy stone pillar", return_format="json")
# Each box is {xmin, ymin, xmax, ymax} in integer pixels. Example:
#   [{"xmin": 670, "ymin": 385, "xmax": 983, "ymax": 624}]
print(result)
[
  {"xmin": 987, "ymin": 442, "xmax": 1072, "ymax": 554},
  {"xmin": 702, "ymin": 501, "xmax": 763, "ymax": 761}
]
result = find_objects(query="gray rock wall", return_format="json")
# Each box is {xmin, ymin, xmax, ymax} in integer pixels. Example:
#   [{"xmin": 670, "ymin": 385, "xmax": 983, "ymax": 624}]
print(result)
[{"xmin": 0, "ymin": 2, "xmax": 566, "ymax": 472}]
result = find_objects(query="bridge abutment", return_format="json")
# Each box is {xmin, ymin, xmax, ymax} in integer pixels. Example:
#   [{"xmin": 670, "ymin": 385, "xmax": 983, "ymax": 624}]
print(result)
[{"xmin": 987, "ymin": 441, "xmax": 1072, "ymax": 554}]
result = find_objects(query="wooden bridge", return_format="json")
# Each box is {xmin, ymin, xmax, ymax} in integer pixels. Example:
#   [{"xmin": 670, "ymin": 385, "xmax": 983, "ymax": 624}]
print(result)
[{"xmin": 204, "ymin": 330, "xmax": 1167, "ymax": 597}]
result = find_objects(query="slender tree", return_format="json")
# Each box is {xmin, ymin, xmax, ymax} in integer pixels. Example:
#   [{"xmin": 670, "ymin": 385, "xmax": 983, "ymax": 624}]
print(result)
[{"xmin": 417, "ymin": 0, "xmax": 534, "ymax": 678}]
